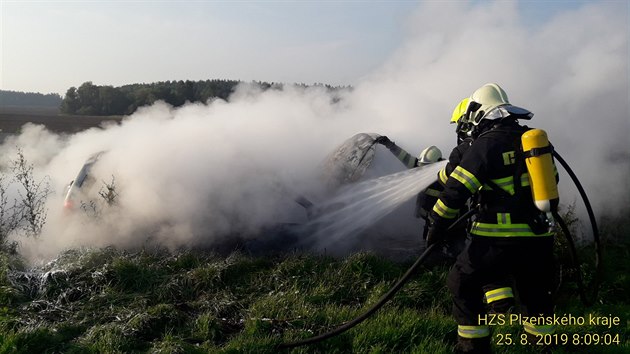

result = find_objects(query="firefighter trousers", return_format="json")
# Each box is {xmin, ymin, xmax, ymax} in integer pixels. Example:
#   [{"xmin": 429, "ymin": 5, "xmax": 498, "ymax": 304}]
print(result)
[{"xmin": 447, "ymin": 236, "xmax": 555, "ymax": 352}]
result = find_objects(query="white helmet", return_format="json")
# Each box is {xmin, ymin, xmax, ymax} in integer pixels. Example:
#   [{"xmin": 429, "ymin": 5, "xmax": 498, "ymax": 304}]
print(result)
[
  {"xmin": 418, "ymin": 146, "xmax": 442, "ymax": 165},
  {"xmin": 467, "ymin": 83, "xmax": 533, "ymax": 125}
]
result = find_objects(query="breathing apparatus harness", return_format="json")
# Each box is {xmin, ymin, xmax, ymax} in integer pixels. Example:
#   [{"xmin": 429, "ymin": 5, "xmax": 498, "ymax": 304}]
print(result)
[
  {"xmin": 477, "ymin": 123, "xmax": 602, "ymax": 306},
  {"xmin": 464, "ymin": 109, "xmax": 602, "ymax": 306},
  {"xmin": 279, "ymin": 121, "xmax": 602, "ymax": 349}
]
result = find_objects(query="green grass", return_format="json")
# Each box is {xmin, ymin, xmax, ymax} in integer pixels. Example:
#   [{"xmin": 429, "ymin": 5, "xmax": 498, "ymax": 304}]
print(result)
[{"xmin": 0, "ymin": 239, "xmax": 627, "ymax": 353}]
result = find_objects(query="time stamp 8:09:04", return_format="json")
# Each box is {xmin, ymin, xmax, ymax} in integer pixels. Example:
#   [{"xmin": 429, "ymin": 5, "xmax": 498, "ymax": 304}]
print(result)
[{"xmin": 495, "ymin": 333, "xmax": 622, "ymax": 346}]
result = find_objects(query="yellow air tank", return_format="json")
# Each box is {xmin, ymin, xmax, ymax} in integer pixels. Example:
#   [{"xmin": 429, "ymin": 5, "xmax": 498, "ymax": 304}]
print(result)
[{"xmin": 522, "ymin": 129, "xmax": 559, "ymax": 212}]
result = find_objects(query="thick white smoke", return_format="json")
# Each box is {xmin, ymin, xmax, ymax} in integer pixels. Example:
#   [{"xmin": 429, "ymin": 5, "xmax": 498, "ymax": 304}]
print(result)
[
  {"xmin": 1, "ymin": 1, "xmax": 627, "ymax": 260},
  {"xmin": 350, "ymin": 0, "xmax": 629, "ymax": 232}
]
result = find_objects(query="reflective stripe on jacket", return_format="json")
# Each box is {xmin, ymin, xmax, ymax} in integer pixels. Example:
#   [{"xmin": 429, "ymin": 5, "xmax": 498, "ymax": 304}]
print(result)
[
  {"xmin": 430, "ymin": 121, "xmax": 556, "ymax": 238},
  {"xmin": 387, "ymin": 143, "xmax": 418, "ymax": 169}
]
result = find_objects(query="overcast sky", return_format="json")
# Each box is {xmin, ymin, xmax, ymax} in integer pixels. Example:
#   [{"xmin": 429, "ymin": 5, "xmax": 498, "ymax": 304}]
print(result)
[{"xmin": 0, "ymin": 0, "xmax": 611, "ymax": 96}]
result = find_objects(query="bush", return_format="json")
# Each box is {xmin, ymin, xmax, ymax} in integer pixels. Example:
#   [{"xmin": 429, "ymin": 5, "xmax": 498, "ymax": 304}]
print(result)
[{"xmin": 0, "ymin": 149, "xmax": 50, "ymax": 252}]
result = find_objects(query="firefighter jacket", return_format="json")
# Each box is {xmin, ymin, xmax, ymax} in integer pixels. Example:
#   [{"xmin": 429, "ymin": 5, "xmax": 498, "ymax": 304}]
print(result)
[
  {"xmin": 430, "ymin": 120, "xmax": 555, "ymax": 239},
  {"xmin": 438, "ymin": 138, "xmax": 473, "ymax": 188},
  {"xmin": 386, "ymin": 143, "xmax": 418, "ymax": 169},
  {"xmin": 385, "ymin": 142, "xmax": 431, "ymax": 219},
  {"xmin": 417, "ymin": 138, "xmax": 473, "ymax": 219}
]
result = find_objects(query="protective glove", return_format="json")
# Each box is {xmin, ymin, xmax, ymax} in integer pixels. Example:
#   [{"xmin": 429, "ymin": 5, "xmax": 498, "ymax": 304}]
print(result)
[
  {"xmin": 425, "ymin": 226, "xmax": 445, "ymax": 246},
  {"xmin": 374, "ymin": 135, "xmax": 394, "ymax": 148},
  {"xmin": 425, "ymin": 217, "xmax": 449, "ymax": 246}
]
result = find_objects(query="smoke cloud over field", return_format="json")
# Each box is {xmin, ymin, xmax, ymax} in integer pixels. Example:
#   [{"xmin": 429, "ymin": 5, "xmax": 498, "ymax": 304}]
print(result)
[{"xmin": 2, "ymin": 1, "xmax": 627, "ymax": 260}]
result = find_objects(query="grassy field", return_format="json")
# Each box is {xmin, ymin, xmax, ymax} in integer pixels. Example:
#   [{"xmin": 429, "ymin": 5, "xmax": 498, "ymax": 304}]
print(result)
[
  {"xmin": 0, "ymin": 106, "xmax": 122, "ymax": 135},
  {"xmin": 0, "ymin": 106, "xmax": 626, "ymax": 352},
  {"xmin": 0, "ymin": 235, "xmax": 627, "ymax": 353}
]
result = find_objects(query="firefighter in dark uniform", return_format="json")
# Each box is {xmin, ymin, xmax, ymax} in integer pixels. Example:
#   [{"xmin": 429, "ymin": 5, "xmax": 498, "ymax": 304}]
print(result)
[
  {"xmin": 427, "ymin": 83, "xmax": 557, "ymax": 353},
  {"xmin": 375, "ymin": 99, "xmax": 474, "ymax": 260},
  {"xmin": 440, "ymin": 98, "xmax": 517, "ymax": 315},
  {"xmin": 373, "ymin": 136, "xmax": 444, "ymax": 234},
  {"xmin": 427, "ymin": 98, "xmax": 476, "ymax": 258},
  {"xmin": 374, "ymin": 137, "xmax": 443, "ymax": 170}
]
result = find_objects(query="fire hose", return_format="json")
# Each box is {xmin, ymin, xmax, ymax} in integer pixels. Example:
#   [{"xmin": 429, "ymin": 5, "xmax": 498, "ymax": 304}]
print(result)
[{"xmin": 279, "ymin": 207, "xmax": 477, "ymax": 349}]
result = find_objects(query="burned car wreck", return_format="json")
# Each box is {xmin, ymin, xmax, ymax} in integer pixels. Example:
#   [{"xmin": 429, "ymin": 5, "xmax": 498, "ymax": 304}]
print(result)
[{"xmin": 63, "ymin": 133, "xmax": 433, "ymax": 258}]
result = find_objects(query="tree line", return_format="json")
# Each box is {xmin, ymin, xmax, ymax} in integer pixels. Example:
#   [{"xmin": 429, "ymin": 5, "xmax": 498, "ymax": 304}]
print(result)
[
  {"xmin": 61, "ymin": 80, "xmax": 239, "ymax": 116},
  {"xmin": 60, "ymin": 80, "xmax": 347, "ymax": 116},
  {"xmin": 0, "ymin": 90, "xmax": 62, "ymax": 107}
]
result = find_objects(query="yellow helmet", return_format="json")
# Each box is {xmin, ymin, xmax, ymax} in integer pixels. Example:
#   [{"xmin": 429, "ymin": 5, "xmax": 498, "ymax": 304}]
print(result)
[{"xmin": 450, "ymin": 97, "xmax": 471, "ymax": 124}]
